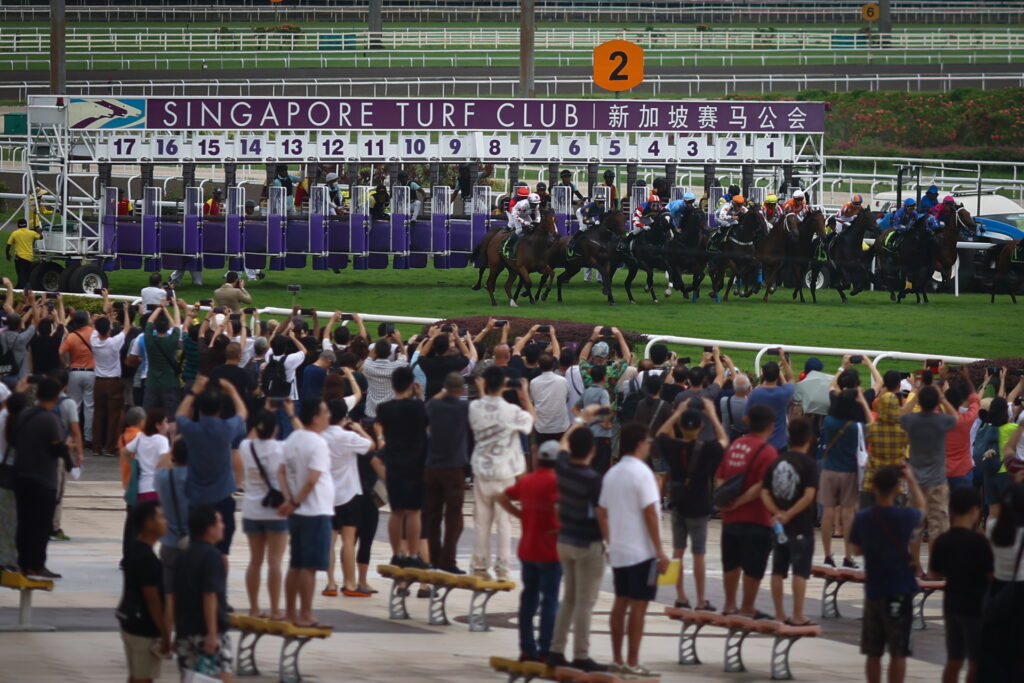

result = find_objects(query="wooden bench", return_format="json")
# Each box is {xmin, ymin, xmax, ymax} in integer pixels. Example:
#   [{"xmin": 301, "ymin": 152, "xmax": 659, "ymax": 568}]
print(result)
[
  {"xmin": 377, "ymin": 565, "xmax": 515, "ymax": 631},
  {"xmin": 664, "ymin": 607, "xmax": 821, "ymax": 680},
  {"xmin": 230, "ymin": 613, "xmax": 332, "ymax": 683},
  {"xmin": 810, "ymin": 565, "xmax": 945, "ymax": 629},
  {"xmin": 0, "ymin": 570, "xmax": 56, "ymax": 632},
  {"xmin": 488, "ymin": 656, "xmax": 659, "ymax": 682}
]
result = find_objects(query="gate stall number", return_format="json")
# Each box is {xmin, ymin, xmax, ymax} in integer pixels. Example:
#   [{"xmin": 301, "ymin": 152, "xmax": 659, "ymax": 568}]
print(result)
[{"xmin": 63, "ymin": 96, "xmax": 822, "ymax": 166}]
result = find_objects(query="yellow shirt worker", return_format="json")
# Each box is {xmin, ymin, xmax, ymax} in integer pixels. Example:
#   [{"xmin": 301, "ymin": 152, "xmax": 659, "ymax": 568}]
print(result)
[{"xmin": 6, "ymin": 218, "xmax": 43, "ymax": 288}]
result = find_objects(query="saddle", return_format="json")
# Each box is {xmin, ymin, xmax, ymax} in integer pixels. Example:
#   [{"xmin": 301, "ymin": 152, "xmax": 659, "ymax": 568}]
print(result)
[
  {"xmin": 706, "ymin": 229, "xmax": 727, "ymax": 253},
  {"xmin": 881, "ymin": 230, "xmax": 905, "ymax": 254},
  {"xmin": 501, "ymin": 233, "xmax": 520, "ymax": 260}
]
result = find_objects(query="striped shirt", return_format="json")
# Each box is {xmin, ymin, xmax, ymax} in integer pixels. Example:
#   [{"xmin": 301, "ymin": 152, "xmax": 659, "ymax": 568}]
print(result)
[
  {"xmin": 361, "ymin": 355, "xmax": 408, "ymax": 420},
  {"xmin": 555, "ymin": 451, "xmax": 603, "ymax": 547}
]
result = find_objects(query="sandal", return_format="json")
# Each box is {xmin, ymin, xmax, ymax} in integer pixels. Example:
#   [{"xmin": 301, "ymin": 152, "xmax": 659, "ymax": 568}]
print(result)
[
  {"xmin": 357, "ymin": 584, "xmax": 378, "ymax": 594},
  {"xmin": 321, "ymin": 586, "xmax": 338, "ymax": 597},
  {"xmin": 673, "ymin": 600, "xmax": 691, "ymax": 609},
  {"xmin": 785, "ymin": 618, "xmax": 818, "ymax": 627},
  {"xmin": 697, "ymin": 601, "xmax": 716, "ymax": 611}
]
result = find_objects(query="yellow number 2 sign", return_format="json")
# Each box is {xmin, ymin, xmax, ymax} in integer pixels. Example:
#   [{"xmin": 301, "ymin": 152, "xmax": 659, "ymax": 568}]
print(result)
[
  {"xmin": 593, "ymin": 40, "xmax": 644, "ymax": 93},
  {"xmin": 861, "ymin": 3, "xmax": 880, "ymax": 21}
]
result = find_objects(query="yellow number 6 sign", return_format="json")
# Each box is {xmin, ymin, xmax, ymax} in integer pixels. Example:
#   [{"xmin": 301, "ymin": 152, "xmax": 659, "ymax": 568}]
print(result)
[{"xmin": 862, "ymin": 3, "xmax": 880, "ymax": 21}]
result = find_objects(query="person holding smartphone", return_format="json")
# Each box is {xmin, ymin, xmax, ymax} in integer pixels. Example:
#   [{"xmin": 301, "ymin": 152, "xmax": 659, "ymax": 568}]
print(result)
[{"xmin": 212, "ymin": 271, "xmax": 252, "ymax": 313}]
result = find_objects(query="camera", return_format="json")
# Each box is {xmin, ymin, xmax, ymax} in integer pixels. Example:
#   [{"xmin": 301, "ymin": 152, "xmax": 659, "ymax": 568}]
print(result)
[
  {"xmin": 495, "ymin": 320, "xmax": 508, "ymax": 328},
  {"xmin": 341, "ymin": 313, "xmax": 354, "ymax": 321},
  {"xmin": 198, "ymin": 299, "xmax": 212, "ymax": 306},
  {"xmin": 300, "ymin": 308, "xmax": 314, "ymax": 316},
  {"xmin": 458, "ymin": 328, "xmax": 468, "ymax": 337},
  {"xmin": 767, "ymin": 348, "xmax": 780, "ymax": 356},
  {"xmin": 596, "ymin": 407, "xmax": 611, "ymax": 417},
  {"xmin": 601, "ymin": 326, "xmax": 612, "ymax": 337},
  {"xmin": 926, "ymin": 359, "xmax": 940, "ymax": 371},
  {"xmin": 537, "ymin": 325, "xmax": 550, "ymax": 333},
  {"xmin": 287, "ymin": 284, "xmax": 302, "ymax": 293},
  {"xmin": 441, "ymin": 324, "xmax": 453, "ymax": 333},
  {"xmin": 988, "ymin": 366, "xmax": 999, "ymax": 375},
  {"xmin": 1015, "ymin": 369, "xmax": 1024, "ymax": 376},
  {"xmin": 243, "ymin": 307, "xmax": 256, "ymax": 314},
  {"xmin": 850, "ymin": 355, "xmax": 863, "ymax": 364}
]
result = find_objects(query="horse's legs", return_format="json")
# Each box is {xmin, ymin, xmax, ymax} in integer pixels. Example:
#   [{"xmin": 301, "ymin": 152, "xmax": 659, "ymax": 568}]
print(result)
[
  {"xmin": 690, "ymin": 267, "xmax": 704, "ymax": 303},
  {"xmin": 603, "ymin": 263, "xmax": 617, "ymax": 305},
  {"xmin": 723, "ymin": 273, "xmax": 735, "ymax": 303},
  {"xmin": 471, "ymin": 265, "xmax": 486, "ymax": 291},
  {"xmin": 809, "ymin": 263, "xmax": 819, "ymax": 304},
  {"xmin": 485, "ymin": 264, "xmax": 501, "ymax": 307},
  {"xmin": 503, "ymin": 269, "xmax": 519, "ymax": 307},
  {"xmin": 646, "ymin": 268, "xmax": 658, "ymax": 303},
  {"xmin": 623, "ymin": 264, "xmax": 639, "ymax": 304},
  {"xmin": 519, "ymin": 267, "xmax": 536, "ymax": 304}
]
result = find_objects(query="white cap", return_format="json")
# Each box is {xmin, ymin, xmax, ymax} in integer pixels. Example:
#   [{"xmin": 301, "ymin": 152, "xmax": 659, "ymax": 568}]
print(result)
[
  {"xmin": 793, "ymin": 190, "xmax": 805, "ymax": 198},
  {"xmin": 325, "ymin": 172, "xmax": 339, "ymax": 182},
  {"xmin": 900, "ymin": 379, "xmax": 913, "ymax": 393}
]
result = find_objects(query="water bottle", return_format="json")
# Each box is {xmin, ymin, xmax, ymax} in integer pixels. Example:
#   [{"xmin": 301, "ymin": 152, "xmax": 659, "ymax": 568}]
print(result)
[{"xmin": 773, "ymin": 521, "xmax": 788, "ymax": 545}]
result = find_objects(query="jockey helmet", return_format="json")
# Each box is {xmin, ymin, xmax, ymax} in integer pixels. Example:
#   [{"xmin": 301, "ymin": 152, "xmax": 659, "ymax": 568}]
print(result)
[
  {"xmin": 647, "ymin": 194, "xmax": 661, "ymax": 204},
  {"xmin": 792, "ymin": 190, "xmax": 805, "ymax": 199},
  {"xmin": 634, "ymin": 179, "xmax": 646, "ymax": 187},
  {"xmin": 528, "ymin": 193, "xmax": 541, "ymax": 205},
  {"xmin": 212, "ymin": 188, "xmax": 223, "ymax": 196},
  {"xmin": 903, "ymin": 198, "xmax": 916, "ymax": 207},
  {"xmin": 732, "ymin": 195, "xmax": 746, "ymax": 205},
  {"xmin": 765, "ymin": 194, "xmax": 778, "ymax": 204},
  {"xmin": 926, "ymin": 185, "xmax": 939, "ymax": 194},
  {"xmin": 536, "ymin": 181, "xmax": 547, "ymax": 191},
  {"xmin": 943, "ymin": 195, "xmax": 955, "ymax": 204},
  {"xmin": 560, "ymin": 170, "xmax": 572, "ymax": 179},
  {"xmin": 727, "ymin": 185, "xmax": 741, "ymax": 196},
  {"xmin": 594, "ymin": 196, "xmax": 605, "ymax": 204},
  {"xmin": 325, "ymin": 172, "xmax": 339, "ymax": 183},
  {"xmin": 603, "ymin": 170, "xmax": 615, "ymax": 180},
  {"xmin": 851, "ymin": 193, "xmax": 863, "ymax": 204},
  {"xmin": 515, "ymin": 185, "xmax": 530, "ymax": 198},
  {"xmin": 683, "ymin": 192, "xmax": 696, "ymax": 202}
]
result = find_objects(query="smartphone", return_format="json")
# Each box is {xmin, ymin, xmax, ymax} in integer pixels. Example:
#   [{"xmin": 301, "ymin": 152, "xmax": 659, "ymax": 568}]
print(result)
[
  {"xmin": 537, "ymin": 325, "xmax": 550, "ymax": 333},
  {"xmin": 946, "ymin": 363, "xmax": 961, "ymax": 372},
  {"xmin": 678, "ymin": 356, "xmax": 691, "ymax": 365},
  {"xmin": 45, "ymin": 292, "xmax": 58, "ymax": 300},
  {"xmin": 900, "ymin": 372, "xmax": 911, "ymax": 380},
  {"xmin": 766, "ymin": 348, "xmax": 779, "ymax": 356},
  {"xmin": 988, "ymin": 366, "xmax": 999, "ymax": 375},
  {"xmin": 213, "ymin": 307, "xmax": 225, "ymax": 315},
  {"xmin": 441, "ymin": 324, "xmax": 452, "ymax": 333},
  {"xmin": 341, "ymin": 313, "xmax": 354, "ymax": 321},
  {"xmin": 287, "ymin": 284, "xmax": 302, "ymax": 293},
  {"xmin": 495, "ymin": 320, "xmax": 508, "ymax": 328},
  {"xmin": 1015, "ymin": 369, "xmax": 1024, "ymax": 376},
  {"xmin": 601, "ymin": 326, "xmax": 612, "ymax": 337},
  {"xmin": 703, "ymin": 346, "xmax": 713, "ymax": 353},
  {"xmin": 383, "ymin": 323, "xmax": 396, "ymax": 335},
  {"xmin": 300, "ymin": 308, "xmax": 314, "ymax": 316},
  {"xmin": 229, "ymin": 313, "xmax": 241, "ymax": 321},
  {"xmin": 198, "ymin": 299, "xmax": 212, "ymax": 306},
  {"xmin": 243, "ymin": 307, "xmax": 256, "ymax": 314},
  {"xmin": 926, "ymin": 359, "xmax": 940, "ymax": 372},
  {"xmin": 458, "ymin": 328, "xmax": 468, "ymax": 337},
  {"xmin": 913, "ymin": 369, "xmax": 925, "ymax": 380},
  {"xmin": 850, "ymin": 355, "xmax": 863, "ymax": 364},
  {"xmin": 505, "ymin": 377, "xmax": 521, "ymax": 389}
]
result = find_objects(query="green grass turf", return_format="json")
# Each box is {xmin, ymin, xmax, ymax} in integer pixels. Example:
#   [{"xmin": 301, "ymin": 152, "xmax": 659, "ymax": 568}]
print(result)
[{"xmin": 43, "ymin": 263, "xmax": 1018, "ymax": 371}]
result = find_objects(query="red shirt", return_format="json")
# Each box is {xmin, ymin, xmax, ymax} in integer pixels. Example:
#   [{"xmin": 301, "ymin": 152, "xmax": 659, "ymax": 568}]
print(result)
[
  {"xmin": 714, "ymin": 435, "xmax": 778, "ymax": 527},
  {"xmin": 945, "ymin": 392, "xmax": 980, "ymax": 478},
  {"xmin": 505, "ymin": 468, "xmax": 559, "ymax": 563}
]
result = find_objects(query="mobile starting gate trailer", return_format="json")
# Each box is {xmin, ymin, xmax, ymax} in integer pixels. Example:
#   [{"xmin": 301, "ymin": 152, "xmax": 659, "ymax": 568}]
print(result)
[{"xmin": 23, "ymin": 95, "xmax": 825, "ymax": 292}]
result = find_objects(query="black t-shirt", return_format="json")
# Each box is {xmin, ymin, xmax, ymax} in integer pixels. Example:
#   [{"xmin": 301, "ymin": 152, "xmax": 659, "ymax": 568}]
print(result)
[
  {"xmin": 929, "ymin": 526, "xmax": 995, "ymax": 617},
  {"xmin": 209, "ymin": 363, "xmax": 256, "ymax": 416},
  {"xmin": 657, "ymin": 435, "xmax": 723, "ymax": 518},
  {"xmin": 117, "ymin": 539, "xmax": 164, "ymax": 637},
  {"xmin": 377, "ymin": 397, "xmax": 428, "ymax": 477},
  {"xmin": 555, "ymin": 452, "xmax": 603, "ymax": 547},
  {"xmin": 417, "ymin": 354, "xmax": 469, "ymax": 398},
  {"xmin": 425, "ymin": 395, "xmax": 469, "ymax": 469},
  {"xmin": 660, "ymin": 383, "xmax": 685, "ymax": 404},
  {"xmin": 11, "ymin": 406, "xmax": 64, "ymax": 490},
  {"xmin": 172, "ymin": 541, "xmax": 229, "ymax": 638},
  {"xmin": 828, "ymin": 388, "xmax": 876, "ymax": 423},
  {"xmin": 499, "ymin": 364, "xmax": 524, "ymax": 407},
  {"xmin": 762, "ymin": 450, "xmax": 819, "ymax": 537},
  {"xmin": 29, "ymin": 327, "xmax": 64, "ymax": 375}
]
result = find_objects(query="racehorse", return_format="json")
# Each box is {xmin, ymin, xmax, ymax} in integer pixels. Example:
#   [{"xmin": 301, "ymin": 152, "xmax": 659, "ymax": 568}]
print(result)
[
  {"xmin": 479, "ymin": 209, "xmax": 558, "ymax": 307},
  {"xmin": 665, "ymin": 208, "xmax": 710, "ymax": 302},
  {"xmin": 706, "ymin": 209, "xmax": 762, "ymax": 302},
  {"xmin": 988, "ymin": 239, "xmax": 1024, "ymax": 303},
  {"xmin": 809, "ymin": 208, "xmax": 875, "ymax": 304},
  {"xmin": 619, "ymin": 211, "xmax": 688, "ymax": 305},
  {"xmin": 538, "ymin": 210, "xmax": 626, "ymax": 305},
  {"xmin": 754, "ymin": 209, "xmax": 798, "ymax": 303},
  {"xmin": 933, "ymin": 205, "xmax": 977, "ymax": 290},
  {"xmin": 873, "ymin": 214, "xmax": 935, "ymax": 304},
  {"xmin": 787, "ymin": 210, "xmax": 826, "ymax": 303}
]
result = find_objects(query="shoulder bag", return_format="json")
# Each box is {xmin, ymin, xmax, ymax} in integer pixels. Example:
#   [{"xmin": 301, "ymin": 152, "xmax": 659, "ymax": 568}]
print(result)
[
  {"xmin": 816, "ymin": 421, "xmax": 852, "ymax": 461},
  {"xmin": 713, "ymin": 443, "xmax": 766, "ymax": 509},
  {"xmin": 982, "ymin": 532, "xmax": 1024, "ymax": 628},
  {"xmin": 249, "ymin": 442, "xmax": 285, "ymax": 508}
]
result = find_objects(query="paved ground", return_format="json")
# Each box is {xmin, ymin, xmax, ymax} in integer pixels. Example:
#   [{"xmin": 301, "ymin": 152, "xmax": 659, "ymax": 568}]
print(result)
[{"xmin": 0, "ymin": 455, "xmax": 948, "ymax": 682}]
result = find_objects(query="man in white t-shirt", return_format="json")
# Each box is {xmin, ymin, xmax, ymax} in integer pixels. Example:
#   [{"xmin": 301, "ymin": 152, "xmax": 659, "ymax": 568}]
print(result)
[
  {"xmin": 278, "ymin": 397, "xmax": 334, "ymax": 628},
  {"xmin": 597, "ymin": 423, "xmax": 669, "ymax": 676},
  {"xmin": 140, "ymin": 272, "xmax": 169, "ymax": 309},
  {"xmin": 469, "ymin": 366, "xmax": 535, "ymax": 580},
  {"xmin": 530, "ymin": 353, "xmax": 570, "ymax": 444}
]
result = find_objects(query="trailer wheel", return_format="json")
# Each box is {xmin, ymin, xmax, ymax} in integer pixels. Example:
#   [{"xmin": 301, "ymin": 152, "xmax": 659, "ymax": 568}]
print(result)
[
  {"xmin": 29, "ymin": 261, "xmax": 64, "ymax": 292},
  {"xmin": 67, "ymin": 264, "xmax": 108, "ymax": 294}
]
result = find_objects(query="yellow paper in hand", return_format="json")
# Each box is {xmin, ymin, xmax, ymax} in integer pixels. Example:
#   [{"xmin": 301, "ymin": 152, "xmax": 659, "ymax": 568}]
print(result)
[{"xmin": 657, "ymin": 559, "xmax": 681, "ymax": 586}]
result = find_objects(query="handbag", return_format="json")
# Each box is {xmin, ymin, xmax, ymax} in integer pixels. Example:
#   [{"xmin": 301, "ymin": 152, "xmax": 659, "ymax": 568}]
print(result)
[
  {"xmin": 713, "ymin": 443, "xmax": 766, "ymax": 508},
  {"xmin": 0, "ymin": 446, "xmax": 13, "ymax": 490},
  {"xmin": 249, "ymin": 442, "xmax": 285, "ymax": 509},
  {"xmin": 124, "ymin": 457, "xmax": 139, "ymax": 506}
]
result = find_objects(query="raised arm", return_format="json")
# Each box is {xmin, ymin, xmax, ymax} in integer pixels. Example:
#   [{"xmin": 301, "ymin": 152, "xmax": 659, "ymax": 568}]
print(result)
[
  {"xmin": 703, "ymin": 397, "xmax": 730, "ymax": 449},
  {"xmin": 548, "ymin": 326, "xmax": 561, "ymax": 359},
  {"xmin": 511, "ymin": 325, "xmax": 536, "ymax": 356},
  {"xmin": 612, "ymin": 327, "xmax": 632, "ymax": 364},
  {"xmin": 472, "ymin": 317, "xmax": 495, "ymax": 345}
]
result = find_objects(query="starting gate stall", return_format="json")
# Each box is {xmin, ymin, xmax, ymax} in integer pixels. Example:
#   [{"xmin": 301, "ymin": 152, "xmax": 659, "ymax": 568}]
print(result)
[{"xmin": 21, "ymin": 95, "xmax": 826, "ymax": 292}]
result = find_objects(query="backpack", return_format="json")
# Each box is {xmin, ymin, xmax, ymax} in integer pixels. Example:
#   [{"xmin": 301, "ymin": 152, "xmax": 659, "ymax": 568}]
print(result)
[
  {"xmin": 616, "ymin": 378, "xmax": 642, "ymax": 422},
  {"xmin": 723, "ymin": 396, "xmax": 748, "ymax": 442},
  {"xmin": 261, "ymin": 356, "xmax": 290, "ymax": 398}
]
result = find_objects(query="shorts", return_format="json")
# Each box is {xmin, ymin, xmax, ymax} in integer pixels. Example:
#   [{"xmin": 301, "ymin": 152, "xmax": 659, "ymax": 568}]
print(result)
[
  {"xmin": 721, "ymin": 523, "xmax": 772, "ymax": 579},
  {"xmin": 818, "ymin": 470, "xmax": 859, "ymax": 508},
  {"xmin": 771, "ymin": 531, "xmax": 814, "ymax": 579},
  {"xmin": 946, "ymin": 473, "xmax": 974, "ymax": 491},
  {"xmin": 534, "ymin": 431, "xmax": 563, "ymax": 446},
  {"xmin": 121, "ymin": 630, "xmax": 162, "ymax": 680},
  {"xmin": 861, "ymin": 594, "xmax": 913, "ymax": 658},
  {"xmin": 983, "ymin": 471, "xmax": 1010, "ymax": 506},
  {"xmin": 945, "ymin": 612, "xmax": 982, "ymax": 662},
  {"xmin": 670, "ymin": 511, "xmax": 709, "ymax": 554},
  {"xmin": 332, "ymin": 497, "xmax": 362, "ymax": 530},
  {"xmin": 243, "ymin": 517, "xmax": 289, "ymax": 535},
  {"xmin": 288, "ymin": 514, "xmax": 332, "ymax": 570},
  {"xmin": 212, "ymin": 496, "xmax": 236, "ymax": 555},
  {"xmin": 612, "ymin": 558, "xmax": 658, "ymax": 602},
  {"xmin": 175, "ymin": 632, "xmax": 233, "ymax": 676},
  {"xmin": 922, "ymin": 484, "xmax": 950, "ymax": 541},
  {"xmin": 143, "ymin": 385, "xmax": 182, "ymax": 422},
  {"xmin": 386, "ymin": 475, "xmax": 424, "ymax": 511}
]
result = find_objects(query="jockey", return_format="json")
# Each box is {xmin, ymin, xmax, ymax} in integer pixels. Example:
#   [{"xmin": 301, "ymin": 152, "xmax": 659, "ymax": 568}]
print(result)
[
  {"xmin": 575, "ymin": 196, "xmax": 606, "ymax": 236},
  {"xmin": 718, "ymin": 184, "xmax": 741, "ymax": 209},
  {"xmin": 558, "ymin": 170, "xmax": 586, "ymax": 205},
  {"xmin": 781, "ymin": 190, "xmax": 808, "ymax": 219},
  {"xmin": 203, "ymin": 188, "xmax": 224, "ymax": 217},
  {"xmin": 833, "ymin": 193, "xmax": 865, "ymax": 234},
  {"xmin": 715, "ymin": 194, "xmax": 747, "ymax": 230},
  {"xmin": 892, "ymin": 197, "xmax": 920, "ymax": 231},
  {"xmin": 535, "ymin": 181, "xmax": 551, "ymax": 209},
  {"xmin": 919, "ymin": 185, "xmax": 941, "ymax": 212},
  {"xmin": 631, "ymin": 194, "xmax": 663, "ymax": 234},
  {"xmin": 325, "ymin": 172, "xmax": 347, "ymax": 214},
  {"xmin": 506, "ymin": 184, "xmax": 531, "ymax": 225},
  {"xmin": 929, "ymin": 195, "xmax": 957, "ymax": 227},
  {"xmin": 762, "ymin": 194, "xmax": 783, "ymax": 227},
  {"xmin": 666, "ymin": 192, "xmax": 698, "ymax": 228},
  {"xmin": 601, "ymin": 170, "xmax": 619, "ymax": 210},
  {"xmin": 510, "ymin": 192, "xmax": 542, "ymax": 235}
]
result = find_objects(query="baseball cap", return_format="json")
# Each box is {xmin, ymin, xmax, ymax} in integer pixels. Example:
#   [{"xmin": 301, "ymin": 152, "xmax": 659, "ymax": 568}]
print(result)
[
  {"xmin": 804, "ymin": 357, "xmax": 824, "ymax": 372},
  {"xmin": 16, "ymin": 219, "xmax": 26, "ymax": 228},
  {"xmin": 679, "ymin": 410, "xmax": 703, "ymax": 430},
  {"xmin": 538, "ymin": 440, "xmax": 561, "ymax": 463},
  {"xmin": 591, "ymin": 341, "xmax": 609, "ymax": 358}
]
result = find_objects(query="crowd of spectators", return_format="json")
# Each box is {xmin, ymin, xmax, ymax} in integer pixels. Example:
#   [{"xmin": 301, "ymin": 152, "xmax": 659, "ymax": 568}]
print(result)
[{"xmin": 1, "ymin": 275, "xmax": 1023, "ymax": 681}]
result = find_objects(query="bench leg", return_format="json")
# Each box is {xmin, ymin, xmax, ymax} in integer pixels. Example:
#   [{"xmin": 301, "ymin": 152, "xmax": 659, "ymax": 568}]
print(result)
[
  {"xmin": 428, "ymin": 585, "xmax": 453, "ymax": 626},
  {"xmin": 467, "ymin": 589, "xmax": 497, "ymax": 632},
  {"xmin": 677, "ymin": 620, "xmax": 703, "ymax": 665},
  {"xmin": 821, "ymin": 578, "xmax": 842, "ymax": 619},
  {"xmin": 235, "ymin": 630, "xmax": 263, "ymax": 676},
  {"xmin": 770, "ymin": 635, "xmax": 802, "ymax": 680},
  {"xmin": 279, "ymin": 636, "xmax": 313, "ymax": 683},
  {"xmin": 723, "ymin": 626, "xmax": 749, "ymax": 673},
  {"xmin": 0, "ymin": 589, "xmax": 56, "ymax": 633},
  {"xmin": 912, "ymin": 589, "xmax": 933, "ymax": 631},
  {"xmin": 388, "ymin": 579, "xmax": 410, "ymax": 620}
]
